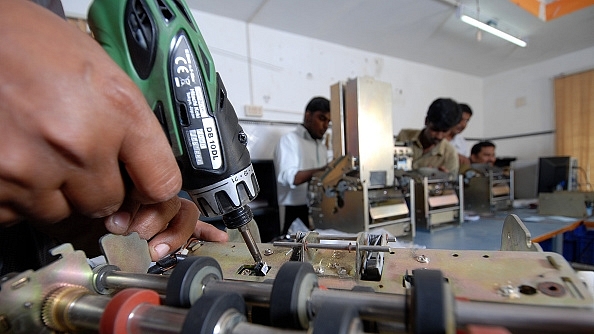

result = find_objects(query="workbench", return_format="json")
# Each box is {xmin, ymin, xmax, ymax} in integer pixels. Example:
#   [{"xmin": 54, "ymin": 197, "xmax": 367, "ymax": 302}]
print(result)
[{"xmin": 413, "ymin": 208, "xmax": 584, "ymax": 255}]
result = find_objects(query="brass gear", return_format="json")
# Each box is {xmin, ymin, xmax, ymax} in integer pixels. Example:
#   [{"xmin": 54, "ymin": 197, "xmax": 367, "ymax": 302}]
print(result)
[{"xmin": 42, "ymin": 285, "xmax": 90, "ymax": 333}]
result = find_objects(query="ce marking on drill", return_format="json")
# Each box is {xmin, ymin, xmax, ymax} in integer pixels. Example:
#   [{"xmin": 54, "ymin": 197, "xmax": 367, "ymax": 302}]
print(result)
[
  {"xmin": 173, "ymin": 36, "xmax": 196, "ymax": 89},
  {"xmin": 172, "ymin": 33, "xmax": 222, "ymax": 170}
]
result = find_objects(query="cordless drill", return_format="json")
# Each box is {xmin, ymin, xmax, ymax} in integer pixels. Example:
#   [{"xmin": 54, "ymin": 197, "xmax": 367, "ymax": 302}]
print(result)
[{"xmin": 88, "ymin": 0, "xmax": 267, "ymax": 273}]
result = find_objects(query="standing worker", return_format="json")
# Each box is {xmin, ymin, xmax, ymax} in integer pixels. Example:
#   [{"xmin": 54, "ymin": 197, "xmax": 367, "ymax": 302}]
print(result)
[{"xmin": 273, "ymin": 97, "xmax": 331, "ymax": 236}]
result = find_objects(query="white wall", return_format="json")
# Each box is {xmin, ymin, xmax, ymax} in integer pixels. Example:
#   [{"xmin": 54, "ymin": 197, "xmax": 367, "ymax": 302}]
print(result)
[
  {"xmin": 192, "ymin": 9, "xmax": 483, "ymax": 160},
  {"xmin": 62, "ymin": 1, "xmax": 594, "ymax": 162},
  {"xmin": 483, "ymin": 46, "xmax": 594, "ymax": 161},
  {"xmin": 195, "ymin": 11, "xmax": 484, "ymax": 139}
]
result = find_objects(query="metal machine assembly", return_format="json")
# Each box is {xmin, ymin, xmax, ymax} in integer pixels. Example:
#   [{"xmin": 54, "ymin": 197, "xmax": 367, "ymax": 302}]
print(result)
[
  {"xmin": 309, "ymin": 77, "xmax": 414, "ymax": 239},
  {"xmin": 463, "ymin": 164, "xmax": 514, "ymax": 215},
  {"xmin": 2, "ymin": 218, "xmax": 594, "ymax": 333},
  {"xmin": 396, "ymin": 168, "xmax": 464, "ymax": 231},
  {"xmin": 309, "ymin": 154, "xmax": 414, "ymax": 238}
]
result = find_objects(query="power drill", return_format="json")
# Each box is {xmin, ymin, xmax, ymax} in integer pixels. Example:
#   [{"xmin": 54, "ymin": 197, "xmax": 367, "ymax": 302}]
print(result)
[{"xmin": 87, "ymin": 0, "xmax": 267, "ymax": 274}]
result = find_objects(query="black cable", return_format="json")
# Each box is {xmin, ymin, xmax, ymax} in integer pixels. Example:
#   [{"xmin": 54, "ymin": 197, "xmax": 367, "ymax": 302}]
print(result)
[{"xmin": 575, "ymin": 166, "xmax": 592, "ymax": 191}]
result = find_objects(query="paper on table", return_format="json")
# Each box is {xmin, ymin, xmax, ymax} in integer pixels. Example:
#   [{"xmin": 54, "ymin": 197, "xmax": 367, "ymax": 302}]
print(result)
[{"xmin": 523, "ymin": 215, "xmax": 577, "ymax": 223}]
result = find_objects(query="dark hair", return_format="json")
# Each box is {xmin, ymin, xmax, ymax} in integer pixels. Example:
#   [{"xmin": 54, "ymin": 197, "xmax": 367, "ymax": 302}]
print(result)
[
  {"xmin": 471, "ymin": 141, "xmax": 496, "ymax": 156},
  {"xmin": 459, "ymin": 103, "xmax": 473, "ymax": 116},
  {"xmin": 425, "ymin": 98, "xmax": 461, "ymax": 132},
  {"xmin": 305, "ymin": 96, "xmax": 330, "ymax": 114}
]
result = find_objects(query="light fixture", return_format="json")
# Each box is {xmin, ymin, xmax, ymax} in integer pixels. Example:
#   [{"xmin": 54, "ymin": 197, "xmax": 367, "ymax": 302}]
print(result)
[{"xmin": 460, "ymin": 14, "xmax": 527, "ymax": 47}]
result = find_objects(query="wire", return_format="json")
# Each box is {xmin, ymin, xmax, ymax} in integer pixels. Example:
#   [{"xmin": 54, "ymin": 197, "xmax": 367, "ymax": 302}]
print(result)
[{"xmin": 576, "ymin": 166, "xmax": 592, "ymax": 191}]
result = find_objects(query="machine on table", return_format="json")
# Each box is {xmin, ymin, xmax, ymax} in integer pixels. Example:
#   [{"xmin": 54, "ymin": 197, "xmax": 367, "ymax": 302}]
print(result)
[
  {"xmin": 463, "ymin": 164, "xmax": 514, "ymax": 215},
  {"xmin": 409, "ymin": 170, "xmax": 463, "ymax": 232},
  {"xmin": 2, "ymin": 215, "xmax": 593, "ymax": 334},
  {"xmin": 393, "ymin": 147, "xmax": 464, "ymax": 232},
  {"xmin": 538, "ymin": 190, "xmax": 594, "ymax": 218},
  {"xmin": 309, "ymin": 77, "xmax": 414, "ymax": 240}
]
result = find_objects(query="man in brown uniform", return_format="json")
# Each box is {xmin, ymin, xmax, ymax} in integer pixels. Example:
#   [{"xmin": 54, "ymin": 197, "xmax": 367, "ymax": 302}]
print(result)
[{"xmin": 396, "ymin": 98, "xmax": 462, "ymax": 175}]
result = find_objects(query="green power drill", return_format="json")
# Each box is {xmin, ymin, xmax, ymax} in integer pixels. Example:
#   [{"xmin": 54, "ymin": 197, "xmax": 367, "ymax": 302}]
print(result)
[{"xmin": 87, "ymin": 0, "xmax": 267, "ymax": 274}]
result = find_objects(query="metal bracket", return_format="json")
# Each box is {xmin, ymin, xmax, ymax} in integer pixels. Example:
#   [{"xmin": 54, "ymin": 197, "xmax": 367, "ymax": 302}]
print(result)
[{"xmin": 500, "ymin": 214, "xmax": 543, "ymax": 252}]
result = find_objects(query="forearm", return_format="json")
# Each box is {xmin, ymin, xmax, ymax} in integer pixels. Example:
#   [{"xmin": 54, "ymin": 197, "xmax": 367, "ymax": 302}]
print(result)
[
  {"xmin": 445, "ymin": 153, "xmax": 460, "ymax": 175},
  {"xmin": 293, "ymin": 167, "xmax": 325, "ymax": 186},
  {"xmin": 458, "ymin": 153, "xmax": 470, "ymax": 167}
]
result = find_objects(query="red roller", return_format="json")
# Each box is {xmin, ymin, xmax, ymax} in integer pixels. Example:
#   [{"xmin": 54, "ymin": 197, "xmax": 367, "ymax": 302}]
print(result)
[{"xmin": 100, "ymin": 288, "xmax": 160, "ymax": 334}]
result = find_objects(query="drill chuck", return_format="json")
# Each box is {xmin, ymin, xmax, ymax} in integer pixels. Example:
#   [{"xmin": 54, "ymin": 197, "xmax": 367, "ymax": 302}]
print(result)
[
  {"xmin": 187, "ymin": 165, "xmax": 259, "ymax": 219},
  {"xmin": 222, "ymin": 205, "xmax": 253, "ymax": 230}
]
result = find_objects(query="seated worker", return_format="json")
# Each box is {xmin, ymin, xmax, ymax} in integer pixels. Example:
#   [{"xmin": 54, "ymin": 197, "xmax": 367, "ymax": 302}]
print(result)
[
  {"xmin": 469, "ymin": 141, "xmax": 497, "ymax": 165},
  {"xmin": 273, "ymin": 97, "xmax": 331, "ymax": 235},
  {"xmin": 396, "ymin": 98, "xmax": 462, "ymax": 175},
  {"xmin": 446, "ymin": 103, "xmax": 473, "ymax": 166}
]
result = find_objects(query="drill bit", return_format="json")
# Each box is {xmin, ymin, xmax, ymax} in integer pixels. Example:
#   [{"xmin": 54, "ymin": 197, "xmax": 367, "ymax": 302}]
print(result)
[
  {"xmin": 238, "ymin": 224, "xmax": 263, "ymax": 264},
  {"xmin": 238, "ymin": 224, "xmax": 269, "ymax": 276},
  {"xmin": 223, "ymin": 205, "xmax": 268, "ymax": 275}
]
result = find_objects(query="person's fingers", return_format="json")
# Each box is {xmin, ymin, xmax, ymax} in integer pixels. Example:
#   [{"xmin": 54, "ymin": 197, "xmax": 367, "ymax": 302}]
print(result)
[
  {"xmin": 73, "ymin": 59, "xmax": 180, "ymax": 207},
  {"xmin": 107, "ymin": 197, "xmax": 198, "ymax": 261},
  {"xmin": 104, "ymin": 196, "xmax": 141, "ymax": 235},
  {"xmin": 60, "ymin": 158, "xmax": 126, "ymax": 219},
  {"xmin": 104, "ymin": 196, "xmax": 180, "ymax": 240},
  {"xmin": 193, "ymin": 220, "xmax": 229, "ymax": 242},
  {"xmin": 0, "ymin": 116, "xmax": 73, "ymax": 224},
  {"xmin": 0, "ymin": 177, "xmax": 71, "ymax": 225},
  {"xmin": 0, "ymin": 1, "xmax": 143, "ymax": 224},
  {"xmin": 144, "ymin": 198, "xmax": 198, "ymax": 260},
  {"xmin": 105, "ymin": 196, "xmax": 183, "ymax": 261},
  {"xmin": 118, "ymin": 98, "xmax": 182, "ymax": 204}
]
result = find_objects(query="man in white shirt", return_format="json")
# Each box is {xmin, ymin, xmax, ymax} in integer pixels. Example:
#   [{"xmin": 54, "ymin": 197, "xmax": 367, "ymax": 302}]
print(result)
[{"xmin": 273, "ymin": 97, "xmax": 331, "ymax": 235}]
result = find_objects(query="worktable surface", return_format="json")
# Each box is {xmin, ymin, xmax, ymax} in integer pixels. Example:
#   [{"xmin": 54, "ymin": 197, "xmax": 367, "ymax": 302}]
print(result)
[{"xmin": 413, "ymin": 208, "xmax": 583, "ymax": 251}]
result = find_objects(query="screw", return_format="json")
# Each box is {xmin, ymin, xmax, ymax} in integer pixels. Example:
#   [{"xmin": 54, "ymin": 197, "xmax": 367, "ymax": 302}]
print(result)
[
  {"xmin": 416, "ymin": 255, "xmax": 429, "ymax": 263},
  {"xmin": 238, "ymin": 132, "xmax": 248, "ymax": 145}
]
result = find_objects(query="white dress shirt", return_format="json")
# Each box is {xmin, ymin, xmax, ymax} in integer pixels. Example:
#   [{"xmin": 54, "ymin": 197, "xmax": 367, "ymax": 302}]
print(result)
[
  {"xmin": 450, "ymin": 134, "xmax": 469, "ymax": 157},
  {"xmin": 273, "ymin": 125, "xmax": 328, "ymax": 206}
]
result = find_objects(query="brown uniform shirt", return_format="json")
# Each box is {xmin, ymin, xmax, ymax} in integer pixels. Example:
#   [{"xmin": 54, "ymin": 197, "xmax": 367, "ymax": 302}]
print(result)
[{"xmin": 396, "ymin": 129, "xmax": 459, "ymax": 175}]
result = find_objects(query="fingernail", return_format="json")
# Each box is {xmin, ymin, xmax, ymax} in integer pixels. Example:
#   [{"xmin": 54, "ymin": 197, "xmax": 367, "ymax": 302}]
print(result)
[
  {"xmin": 108, "ymin": 212, "xmax": 131, "ymax": 233},
  {"xmin": 154, "ymin": 244, "xmax": 170, "ymax": 259}
]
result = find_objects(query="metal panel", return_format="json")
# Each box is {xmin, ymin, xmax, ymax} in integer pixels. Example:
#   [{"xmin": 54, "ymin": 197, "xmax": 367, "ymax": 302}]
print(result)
[
  {"xmin": 330, "ymin": 82, "xmax": 345, "ymax": 157},
  {"xmin": 311, "ymin": 77, "xmax": 413, "ymax": 238},
  {"xmin": 344, "ymin": 77, "xmax": 394, "ymax": 188}
]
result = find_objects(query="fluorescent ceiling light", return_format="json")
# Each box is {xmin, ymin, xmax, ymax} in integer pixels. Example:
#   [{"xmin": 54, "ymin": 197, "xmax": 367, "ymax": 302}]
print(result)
[{"xmin": 460, "ymin": 14, "xmax": 527, "ymax": 47}]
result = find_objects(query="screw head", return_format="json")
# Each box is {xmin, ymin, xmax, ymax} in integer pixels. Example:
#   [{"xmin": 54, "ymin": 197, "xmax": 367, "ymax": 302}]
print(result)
[{"xmin": 238, "ymin": 132, "xmax": 248, "ymax": 145}]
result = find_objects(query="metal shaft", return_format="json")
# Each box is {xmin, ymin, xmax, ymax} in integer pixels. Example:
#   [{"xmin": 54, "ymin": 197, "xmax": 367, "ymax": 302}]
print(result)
[
  {"xmin": 47, "ymin": 288, "xmax": 188, "ymax": 334},
  {"xmin": 204, "ymin": 279, "xmax": 407, "ymax": 323},
  {"xmin": 297, "ymin": 234, "xmax": 396, "ymax": 243},
  {"xmin": 456, "ymin": 300, "xmax": 594, "ymax": 333},
  {"xmin": 46, "ymin": 268, "xmax": 594, "ymax": 333},
  {"xmin": 273, "ymin": 241, "xmax": 391, "ymax": 252},
  {"xmin": 102, "ymin": 271, "xmax": 169, "ymax": 294},
  {"xmin": 238, "ymin": 224, "xmax": 263, "ymax": 264},
  {"xmin": 49, "ymin": 287, "xmax": 304, "ymax": 334}
]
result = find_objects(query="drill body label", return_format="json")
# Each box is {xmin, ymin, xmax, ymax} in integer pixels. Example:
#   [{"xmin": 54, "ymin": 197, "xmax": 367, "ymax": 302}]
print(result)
[
  {"xmin": 203, "ymin": 118, "xmax": 221, "ymax": 168},
  {"xmin": 171, "ymin": 33, "xmax": 222, "ymax": 170}
]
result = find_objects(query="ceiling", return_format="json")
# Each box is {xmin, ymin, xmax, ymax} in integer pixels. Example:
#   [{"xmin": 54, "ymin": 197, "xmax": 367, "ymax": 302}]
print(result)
[{"xmin": 184, "ymin": 0, "xmax": 594, "ymax": 77}]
